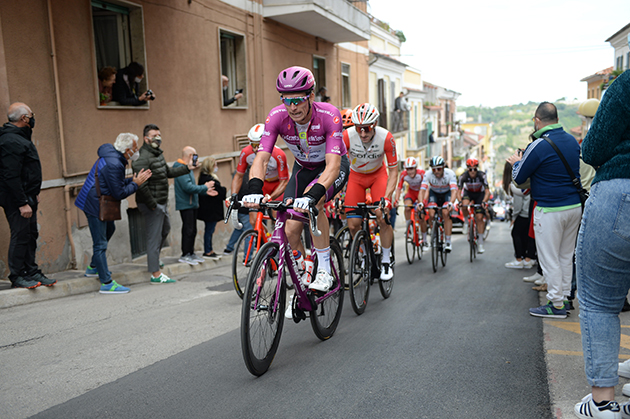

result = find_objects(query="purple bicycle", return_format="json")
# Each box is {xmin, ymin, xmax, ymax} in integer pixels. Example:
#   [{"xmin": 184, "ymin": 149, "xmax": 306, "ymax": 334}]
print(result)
[{"xmin": 231, "ymin": 200, "xmax": 345, "ymax": 376}]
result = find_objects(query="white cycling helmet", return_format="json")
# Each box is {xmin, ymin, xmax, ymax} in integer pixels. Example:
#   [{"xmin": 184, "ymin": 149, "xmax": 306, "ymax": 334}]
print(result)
[
  {"xmin": 351, "ymin": 103, "xmax": 380, "ymax": 126},
  {"xmin": 430, "ymin": 155, "xmax": 445, "ymax": 167},
  {"xmin": 247, "ymin": 123, "xmax": 265, "ymax": 145},
  {"xmin": 405, "ymin": 157, "xmax": 418, "ymax": 169}
]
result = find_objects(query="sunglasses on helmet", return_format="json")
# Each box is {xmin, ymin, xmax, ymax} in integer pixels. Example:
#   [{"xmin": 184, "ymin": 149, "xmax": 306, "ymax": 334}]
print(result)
[{"xmin": 281, "ymin": 95, "xmax": 309, "ymax": 106}]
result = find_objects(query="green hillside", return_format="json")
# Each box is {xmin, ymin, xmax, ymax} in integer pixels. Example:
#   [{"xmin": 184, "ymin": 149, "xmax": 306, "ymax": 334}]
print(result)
[{"xmin": 459, "ymin": 101, "xmax": 582, "ymax": 181}]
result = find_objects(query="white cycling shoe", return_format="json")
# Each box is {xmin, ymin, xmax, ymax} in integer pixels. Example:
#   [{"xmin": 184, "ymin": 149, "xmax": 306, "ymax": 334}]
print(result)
[
  {"xmin": 309, "ymin": 270, "xmax": 334, "ymax": 292},
  {"xmin": 478, "ymin": 244, "xmax": 485, "ymax": 254},
  {"xmin": 380, "ymin": 263, "xmax": 393, "ymax": 281},
  {"xmin": 444, "ymin": 242, "xmax": 452, "ymax": 253}
]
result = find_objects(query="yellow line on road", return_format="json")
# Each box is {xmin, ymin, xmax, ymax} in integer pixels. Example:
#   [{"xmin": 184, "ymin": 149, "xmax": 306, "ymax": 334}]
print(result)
[{"xmin": 545, "ymin": 320, "xmax": 630, "ymax": 357}]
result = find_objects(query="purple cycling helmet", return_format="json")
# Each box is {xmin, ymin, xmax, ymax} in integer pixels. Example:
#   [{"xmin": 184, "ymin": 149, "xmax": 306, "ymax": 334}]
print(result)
[{"xmin": 276, "ymin": 66, "xmax": 315, "ymax": 93}]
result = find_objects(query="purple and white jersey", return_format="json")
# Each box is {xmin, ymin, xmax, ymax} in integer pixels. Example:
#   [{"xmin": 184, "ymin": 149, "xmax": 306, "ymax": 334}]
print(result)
[{"xmin": 259, "ymin": 102, "xmax": 346, "ymax": 169}]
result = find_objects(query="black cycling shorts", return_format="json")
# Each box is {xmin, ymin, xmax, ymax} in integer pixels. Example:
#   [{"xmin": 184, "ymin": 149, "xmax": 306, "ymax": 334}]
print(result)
[{"xmin": 284, "ymin": 154, "xmax": 349, "ymax": 203}]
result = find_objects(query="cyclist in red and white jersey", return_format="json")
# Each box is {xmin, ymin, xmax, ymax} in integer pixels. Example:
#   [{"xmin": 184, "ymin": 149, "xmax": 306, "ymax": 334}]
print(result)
[
  {"xmin": 419, "ymin": 156, "xmax": 458, "ymax": 252},
  {"xmin": 232, "ymin": 123, "xmax": 289, "ymax": 225},
  {"xmin": 394, "ymin": 157, "xmax": 428, "ymax": 248},
  {"xmin": 457, "ymin": 158, "xmax": 490, "ymax": 254},
  {"xmin": 343, "ymin": 103, "xmax": 398, "ymax": 280},
  {"xmin": 243, "ymin": 66, "xmax": 349, "ymax": 292}
]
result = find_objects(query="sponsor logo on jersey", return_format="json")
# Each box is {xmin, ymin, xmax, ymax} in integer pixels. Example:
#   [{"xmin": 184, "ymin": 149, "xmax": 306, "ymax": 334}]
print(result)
[
  {"xmin": 265, "ymin": 116, "xmax": 270, "ymax": 124},
  {"xmin": 311, "ymin": 124, "xmax": 320, "ymax": 130},
  {"xmin": 264, "ymin": 130, "xmax": 271, "ymax": 136},
  {"xmin": 332, "ymin": 145, "xmax": 341, "ymax": 154},
  {"xmin": 332, "ymin": 131, "xmax": 343, "ymax": 138},
  {"xmin": 333, "ymin": 116, "xmax": 340, "ymax": 124}
]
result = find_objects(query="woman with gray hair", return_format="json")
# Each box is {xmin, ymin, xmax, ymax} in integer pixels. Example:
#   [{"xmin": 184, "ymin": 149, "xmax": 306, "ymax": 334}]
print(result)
[
  {"xmin": 75, "ymin": 133, "xmax": 151, "ymax": 293},
  {"xmin": 197, "ymin": 156, "xmax": 226, "ymax": 259}
]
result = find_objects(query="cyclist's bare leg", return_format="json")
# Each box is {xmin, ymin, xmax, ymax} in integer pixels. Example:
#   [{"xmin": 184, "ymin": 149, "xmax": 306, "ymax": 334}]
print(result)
[
  {"xmin": 347, "ymin": 217, "xmax": 362, "ymax": 239},
  {"xmin": 475, "ymin": 211, "xmax": 485, "ymax": 235},
  {"xmin": 404, "ymin": 198, "xmax": 413, "ymax": 221},
  {"xmin": 375, "ymin": 208, "xmax": 393, "ymax": 249},
  {"xmin": 442, "ymin": 207, "xmax": 453, "ymax": 236},
  {"xmin": 461, "ymin": 199, "xmax": 470, "ymax": 221}
]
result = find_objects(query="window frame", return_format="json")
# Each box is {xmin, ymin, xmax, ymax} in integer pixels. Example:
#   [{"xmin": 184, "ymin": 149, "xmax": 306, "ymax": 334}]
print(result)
[
  {"xmin": 219, "ymin": 28, "xmax": 248, "ymax": 110},
  {"xmin": 313, "ymin": 55, "xmax": 326, "ymax": 97},
  {"xmin": 90, "ymin": 0, "xmax": 150, "ymax": 110},
  {"xmin": 341, "ymin": 62, "xmax": 351, "ymax": 109}
]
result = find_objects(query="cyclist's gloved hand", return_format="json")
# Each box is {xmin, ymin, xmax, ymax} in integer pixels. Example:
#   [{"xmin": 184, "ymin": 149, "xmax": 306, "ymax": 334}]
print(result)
[
  {"xmin": 383, "ymin": 198, "xmax": 393, "ymax": 211},
  {"xmin": 416, "ymin": 202, "xmax": 424, "ymax": 211},
  {"xmin": 293, "ymin": 196, "xmax": 313, "ymax": 211},
  {"xmin": 243, "ymin": 194, "xmax": 264, "ymax": 205}
]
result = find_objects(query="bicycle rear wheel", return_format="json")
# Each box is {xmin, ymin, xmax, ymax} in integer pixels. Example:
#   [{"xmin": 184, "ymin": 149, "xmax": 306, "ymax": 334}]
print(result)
[
  {"xmin": 469, "ymin": 220, "xmax": 476, "ymax": 263},
  {"xmin": 232, "ymin": 229, "xmax": 258, "ymax": 299},
  {"xmin": 241, "ymin": 242, "xmax": 285, "ymax": 376},
  {"xmin": 405, "ymin": 221, "xmax": 415, "ymax": 264},
  {"xmin": 310, "ymin": 238, "xmax": 345, "ymax": 339},
  {"xmin": 431, "ymin": 219, "xmax": 439, "ymax": 273},
  {"xmin": 348, "ymin": 230, "xmax": 371, "ymax": 315},
  {"xmin": 335, "ymin": 225, "xmax": 351, "ymax": 282},
  {"xmin": 379, "ymin": 243, "xmax": 394, "ymax": 299}
]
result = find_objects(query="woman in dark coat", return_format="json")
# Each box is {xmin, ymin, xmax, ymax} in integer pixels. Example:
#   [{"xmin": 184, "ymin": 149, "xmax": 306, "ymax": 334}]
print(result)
[{"xmin": 197, "ymin": 156, "xmax": 226, "ymax": 259}]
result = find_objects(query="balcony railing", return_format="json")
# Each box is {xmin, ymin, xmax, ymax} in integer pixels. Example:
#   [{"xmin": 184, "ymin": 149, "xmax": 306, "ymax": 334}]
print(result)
[{"xmin": 389, "ymin": 110, "xmax": 409, "ymax": 134}]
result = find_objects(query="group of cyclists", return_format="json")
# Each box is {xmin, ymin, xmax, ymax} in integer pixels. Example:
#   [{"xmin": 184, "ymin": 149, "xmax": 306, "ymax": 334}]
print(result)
[{"xmin": 235, "ymin": 65, "xmax": 491, "ymax": 292}]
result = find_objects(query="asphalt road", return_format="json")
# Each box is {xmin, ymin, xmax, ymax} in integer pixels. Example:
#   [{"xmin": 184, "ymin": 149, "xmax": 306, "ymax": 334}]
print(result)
[{"xmin": 2, "ymin": 222, "xmax": 552, "ymax": 419}]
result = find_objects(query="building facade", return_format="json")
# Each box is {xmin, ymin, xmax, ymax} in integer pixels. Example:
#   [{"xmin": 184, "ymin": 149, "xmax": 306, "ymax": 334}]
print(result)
[{"xmin": 0, "ymin": 0, "xmax": 371, "ymax": 277}]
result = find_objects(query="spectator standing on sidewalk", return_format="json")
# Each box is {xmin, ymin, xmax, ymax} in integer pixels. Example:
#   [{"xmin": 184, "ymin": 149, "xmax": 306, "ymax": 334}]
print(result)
[
  {"xmin": 573, "ymin": 70, "xmax": 630, "ymax": 419},
  {"xmin": 508, "ymin": 101, "xmax": 582, "ymax": 319},
  {"xmin": 132, "ymin": 124, "xmax": 191, "ymax": 284},
  {"xmin": 197, "ymin": 156, "xmax": 226, "ymax": 259},
  {"xmin": 173, "ymin": 147, "xmax": 216, "ymax": 265},
  {"xmin": 75, "ymin": 133, "xmax": 151, "ymax": 293},
  {"xmin": 0, "ymin": 102, "xmax": 55, "ymax": 289}
]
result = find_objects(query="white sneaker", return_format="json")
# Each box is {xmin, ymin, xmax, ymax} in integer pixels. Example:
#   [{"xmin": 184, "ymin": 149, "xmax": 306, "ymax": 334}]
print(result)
[
  {"xmin": 523, "ymin": 272, "xmax": 543, "ymax": 283},
  {"xmin": 190, "ymin": 254, "xmax": 205, "ymax": 263},
  {"xmin": 623, "ymin": 382, "xmax": 630, "ymax": 397},
  {"xmin": 477, "ymin": 244, "xmax": 485, "ymax": 254},
  {"xmin": 523, "ymin": 259, "xmax": 535, "ymax": 269},
  {"xmin": 309, "ymin": 270, "xmax": 334, "ymax": 292},
  {"xmin": 444, "ymin": 242, "xmax": 452, "ymax": 253},
  {"xmin": 380, "ymin": 263, "xmax": 393, "ymax": 281},
  {"xmin": 534, "ymin": 276, "xmax": 546, "ymax": 286},
  {"xmin": 505, "ymin": 260, "xmax": 524, "ymax": 269},
  {"xmin": 574, "ymin": 393, "xmax": 621, "ymax": 419},
  {"xmin": 619, "ymin": 360, "xmax": 630, "ymax": 379},
  {"xmin": 178, "ymin": 255, "xmax": 198, "ymax": 265}
]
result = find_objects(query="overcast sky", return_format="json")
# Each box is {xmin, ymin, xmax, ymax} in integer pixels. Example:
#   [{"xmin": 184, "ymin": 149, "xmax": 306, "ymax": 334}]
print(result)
[{"xmin": 367, "ymin": 0, "xmax": 630, "ymax": 107}]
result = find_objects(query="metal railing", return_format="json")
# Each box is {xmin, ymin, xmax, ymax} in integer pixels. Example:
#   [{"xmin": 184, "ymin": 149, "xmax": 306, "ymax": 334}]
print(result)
[{"xmin": 389, "ymin": 110, "xmax": 409, "ymax": 133}]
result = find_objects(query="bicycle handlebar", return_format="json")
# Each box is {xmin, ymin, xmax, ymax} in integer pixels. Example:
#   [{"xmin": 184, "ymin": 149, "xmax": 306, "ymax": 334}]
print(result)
[{"xmin": 342, "ymin": 197, "xmax": 391, "ymax": 225}]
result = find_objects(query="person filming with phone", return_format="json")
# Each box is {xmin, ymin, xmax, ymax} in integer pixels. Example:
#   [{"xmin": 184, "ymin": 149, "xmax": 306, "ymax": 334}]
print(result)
[
  {"xmin": 174, "ymin": 147, "xmax": 217, "ymax": 266},
  {"xmin": 222, "ymin": 75, "xmax": 243, "ymax": 106}
]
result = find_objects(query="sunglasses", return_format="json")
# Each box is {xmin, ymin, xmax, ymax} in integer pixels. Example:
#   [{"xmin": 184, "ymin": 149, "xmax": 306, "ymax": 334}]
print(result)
[
  {"xmin": 468, "ymin": 167, "xmax": 478, "ymax": 172},
  {"xmin": 356, "ymin": 124, "xmax": 374, "ymax": 133},
  {"xmin": 432, "ymin": 167, "xmax": 444, "ymax": 171},
  {"xmin": 281, "ymin": 95, "xmax": 309, "ymax": 106}
]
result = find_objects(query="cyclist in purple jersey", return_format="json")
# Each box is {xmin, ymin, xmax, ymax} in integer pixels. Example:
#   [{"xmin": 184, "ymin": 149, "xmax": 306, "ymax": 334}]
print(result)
[{"xmin": 243, "ymin": 66, "xmax": 349, "ymax": 293}]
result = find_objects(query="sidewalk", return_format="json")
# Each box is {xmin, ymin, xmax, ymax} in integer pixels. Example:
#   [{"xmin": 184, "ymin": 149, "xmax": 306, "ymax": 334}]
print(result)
[{"xmin": 0, "ymin": 254, "xmax": 232, "ymax": 310}]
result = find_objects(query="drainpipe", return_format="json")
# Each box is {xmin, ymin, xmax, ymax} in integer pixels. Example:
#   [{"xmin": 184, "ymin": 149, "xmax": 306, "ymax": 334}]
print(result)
[
  {"xmin": 47, "ymin": 0, "xmax": 88, "ymax": 179},
  {"xmin": 63, "ymin": 185, "xmax": 79, "ymax": 269}
]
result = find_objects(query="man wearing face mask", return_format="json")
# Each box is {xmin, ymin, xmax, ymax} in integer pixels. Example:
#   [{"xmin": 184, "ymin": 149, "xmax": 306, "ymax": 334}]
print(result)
[
  {"xmin": 508, "ymin": 102, "xmax": 582, "ymax": 319},
  {"xmin": 132, "ymin": 124, "xmax": 192, "ymax": 284},
  {"xmin": 75, "ymin": 133, "xmax": 151, "ymax": 293},
  {"xmin": 0, "ymin": 102, "xmax": 53, "ymax": 289}
]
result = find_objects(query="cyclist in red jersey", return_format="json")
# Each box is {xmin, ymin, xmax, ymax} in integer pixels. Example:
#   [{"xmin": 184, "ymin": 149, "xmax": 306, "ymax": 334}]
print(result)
[
  {"xmin": 242, "ymin": 66, "xmax": 349, "ymax": 293},
  {"xmin": 394, "ymin": 157, "xmax": 428, "ymax": 248},
  {"xmin": 343, "ymin": 103, "xmax": 398, "ymax": 280},
  {"xmin": 232, "ymin": 123, "xmax": 289, "ymax": 225}
]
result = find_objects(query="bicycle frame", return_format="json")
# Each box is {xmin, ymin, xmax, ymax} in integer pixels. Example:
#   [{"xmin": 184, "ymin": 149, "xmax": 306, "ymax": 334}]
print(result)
[{"xmin": 241, "ymin": 211, "xmax": 272, "ymax": 267}]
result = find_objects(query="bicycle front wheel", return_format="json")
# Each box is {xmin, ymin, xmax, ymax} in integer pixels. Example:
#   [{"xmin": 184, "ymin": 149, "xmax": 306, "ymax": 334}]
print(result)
[
  {"xmin": 440, "ymin": 227, "xmax": 448, "ymax": 267},
  {"xmin": 232, "ymin": 229, "xmax": 258, "ymax": 299},
  {"xmin": 469, "ymin": 220, "xmax": 476, "ymax": 263},
  {"xmin": 241, "ymin": 242, "xmax": 286, "ymax": 376},
  {"xmin": 379, "ymin": 242, "xmax": 394, "ymax": 299},
  {"xmin": 431, "ymin": 219, "xmax": 439, "ymax": 273},
  {"xmin": 405, "ymin": 221, "xmax": 415, "ymax": 264},
  {"xmin": 348, "ymin": 230, "xmax": 371, "ymax": 315},
  {"xmin": 484, "ymin": 219, "xmax": 491, "ymax": 240},
  {"xmin": 310, "ymin": 238, "xmax": 345, "ymax": 339}
]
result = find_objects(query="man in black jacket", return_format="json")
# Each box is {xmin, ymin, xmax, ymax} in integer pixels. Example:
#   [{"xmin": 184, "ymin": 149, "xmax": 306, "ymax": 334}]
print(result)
[
  {"xmin": 0, "ymin": 103, "xmax": 55, "ymax": 288},
  {"xmin": 132, "ymin": 124, "xmax": 191, "ymax": 284}
]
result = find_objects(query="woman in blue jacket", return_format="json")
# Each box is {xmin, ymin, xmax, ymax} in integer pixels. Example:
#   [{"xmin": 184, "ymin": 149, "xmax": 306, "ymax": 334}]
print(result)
[{"xmin": 75, "ymin": 133, "xmax": 151, "ymax": 293}]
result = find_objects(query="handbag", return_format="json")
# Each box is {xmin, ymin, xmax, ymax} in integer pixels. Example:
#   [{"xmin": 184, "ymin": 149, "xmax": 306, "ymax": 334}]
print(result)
[
  {"xmin": 95, "ymin": 161, "xmax": 121, "ymax": 221},
  {"xmin": 542, "ymin": 137, "xmax": 589, "ymax": 207}
]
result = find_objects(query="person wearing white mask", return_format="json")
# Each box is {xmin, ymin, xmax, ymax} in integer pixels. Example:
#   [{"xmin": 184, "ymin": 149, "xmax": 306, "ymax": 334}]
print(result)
[
  {"xmin": 75, "ymin": 133, "xmax": 151, "ymax": 293},
  {"xmin": 112, "ymin": 62, "xmax": 155, "ymax": 106}
]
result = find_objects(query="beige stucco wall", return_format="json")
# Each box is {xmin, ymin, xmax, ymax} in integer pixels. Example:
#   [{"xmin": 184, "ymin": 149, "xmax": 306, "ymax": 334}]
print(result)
[{"xmin": 0, "ymin": 0, "xmax": 369, "ymax": 278}]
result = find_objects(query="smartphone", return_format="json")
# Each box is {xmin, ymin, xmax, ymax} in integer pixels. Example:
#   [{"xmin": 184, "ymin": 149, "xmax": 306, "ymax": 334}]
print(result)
[
  {"xmin": 192, "ymin": 154, "xmax": 198, "ymax": 167},
  {"xmin": 235, "ymin": 88, "xmax": 243, "ymax": 95}
]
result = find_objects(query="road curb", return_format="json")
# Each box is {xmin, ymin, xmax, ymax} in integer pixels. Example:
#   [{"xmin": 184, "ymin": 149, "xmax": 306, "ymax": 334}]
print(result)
[{"xmin": 0, "ymin": 256, "xmax": 231, "ymax": 310}]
